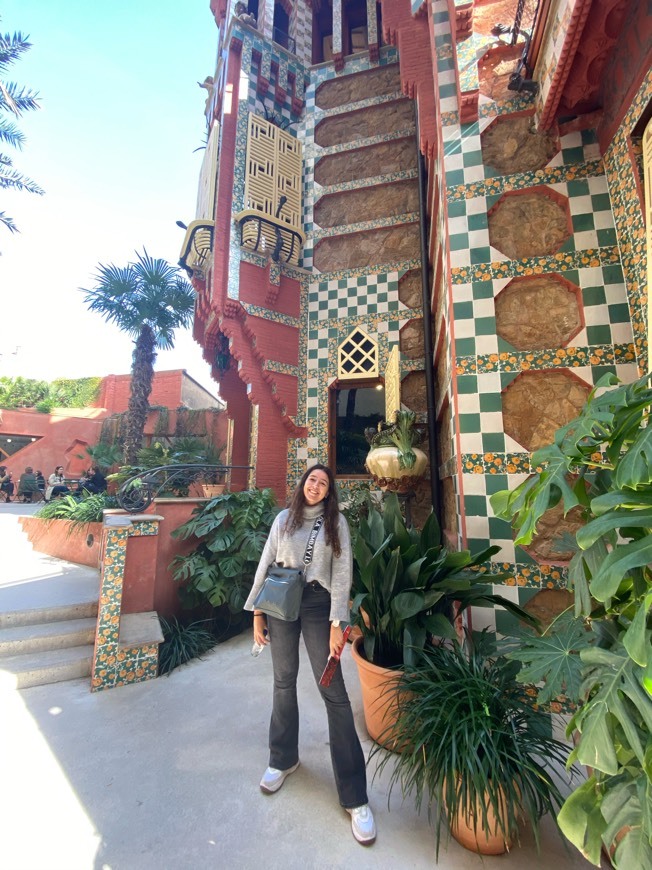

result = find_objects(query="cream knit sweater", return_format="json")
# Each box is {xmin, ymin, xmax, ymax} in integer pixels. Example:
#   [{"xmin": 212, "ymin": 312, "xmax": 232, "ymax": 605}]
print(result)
[{"xmin": 244, "ymin": 502, "xmax": 352, "ymax": 622}]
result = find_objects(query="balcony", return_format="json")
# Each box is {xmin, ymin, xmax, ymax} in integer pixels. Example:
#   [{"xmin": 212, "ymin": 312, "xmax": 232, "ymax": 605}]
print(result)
[{"xmin": 178, "ymin": 220, "xmax": 215, "ymax": 280}]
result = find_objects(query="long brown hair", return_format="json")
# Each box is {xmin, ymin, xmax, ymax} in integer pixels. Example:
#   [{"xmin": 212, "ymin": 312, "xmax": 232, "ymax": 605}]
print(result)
[{"xmin": 284, "ymin": 463, "xmax": 342, "ymax": 557}]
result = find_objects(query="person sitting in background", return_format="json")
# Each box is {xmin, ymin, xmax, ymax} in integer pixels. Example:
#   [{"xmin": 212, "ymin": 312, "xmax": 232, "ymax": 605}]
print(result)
[
  {"xmin": 78, "ymin": 465, "xmax": 107, "ymax": 495},
  {"xmin": 46, "ymin": 466, "xmax": 70, "ymax": 502},
  {"xmin": 0, "ymin": 466, "xmax": 15, "ymax": 502},
  {"xmin": 17, "ymin": 466, "xmax": 39, "ymax": 502},
  {"xmin": 35, "ymin": 470, "xmax": 46, "ymax": 495}
]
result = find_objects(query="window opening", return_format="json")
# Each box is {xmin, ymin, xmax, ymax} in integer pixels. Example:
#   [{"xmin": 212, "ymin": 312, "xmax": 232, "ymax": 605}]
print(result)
[
  {"xmin": 330, "ymin": 382, "xmax": 385, "ymax": 475},
  {"xmin": 273, "ymin": 2, "xmax": 291, "ymax": 50}
]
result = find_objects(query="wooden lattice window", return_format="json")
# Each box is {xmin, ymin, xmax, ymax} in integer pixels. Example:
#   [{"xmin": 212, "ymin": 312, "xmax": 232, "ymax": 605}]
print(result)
[
  {"xmin": 244, "ymin": 114, "xmax": 302, "ymax": 230},
  {"xmin": 196, "ymin": 120, "xmax": 220, "ymax": 220},
  {"xmin": 337, "ymin": 328, "xmax": 379, "ymax": 379}
]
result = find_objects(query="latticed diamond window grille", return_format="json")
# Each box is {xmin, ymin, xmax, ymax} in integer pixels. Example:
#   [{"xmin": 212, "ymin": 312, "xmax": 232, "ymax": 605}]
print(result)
[{"xmin": 338, "ymin": 329, "xmax": 379, "ymax": 379}]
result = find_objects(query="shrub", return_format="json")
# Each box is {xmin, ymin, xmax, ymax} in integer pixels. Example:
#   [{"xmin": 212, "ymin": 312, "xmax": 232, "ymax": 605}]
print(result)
[
  {"xmin": 36, "ymin": 493, "xmax": 117, "ymax": 524},
  {"xmin": 171, "ymin": 488, "xmax": 279, "ymax": 610},
  {"xmin": 158, "ymin": 617, "xmax": 218, "ymax": 675}
]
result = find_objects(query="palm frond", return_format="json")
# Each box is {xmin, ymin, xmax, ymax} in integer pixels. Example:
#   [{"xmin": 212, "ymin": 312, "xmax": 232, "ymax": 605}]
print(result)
[
  {"xmin": 0, "ymin": 210, "xmax": 17, "ymax": 232},
  {"xmin": 0, "ymin": 120, "xmax": 25, "ymax": 148},
  {"xmin": 0, "ymin": 81, "xmax": 40, "ymax": 115},
  {"xmin": 0, "ymin": 162, "xmax": 44, "ymax": 194}
]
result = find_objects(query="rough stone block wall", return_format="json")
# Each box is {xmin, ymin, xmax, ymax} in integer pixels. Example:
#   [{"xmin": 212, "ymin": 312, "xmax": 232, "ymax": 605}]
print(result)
[{"xmin": 291, "ymin": 45, "xmax": 426, "ymax": 488}]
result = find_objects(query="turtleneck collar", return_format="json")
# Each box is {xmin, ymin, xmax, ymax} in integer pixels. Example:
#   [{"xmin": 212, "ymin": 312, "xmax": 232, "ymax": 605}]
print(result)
[{"xmin": 303, "ymin": 501, "xmax": 326, "ymax": 519}]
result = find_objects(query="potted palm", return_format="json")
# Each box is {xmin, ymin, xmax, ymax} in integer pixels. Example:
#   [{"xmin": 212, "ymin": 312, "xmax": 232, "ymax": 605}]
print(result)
[
  {"xmin": 491, "ymin": 372, "xmax": 652, "ymax": 868},
  {"xmin": 350, "ymin": 492, "xmax": 536, "ymax": 743},
  {"xmin": 372, "ymin": 632, "xmax": 571, "ymax": 856}
]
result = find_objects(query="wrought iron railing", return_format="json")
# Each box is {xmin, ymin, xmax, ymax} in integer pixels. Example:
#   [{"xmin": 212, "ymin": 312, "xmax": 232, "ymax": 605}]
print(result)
[
  {"xmin": 273, "ymin": 27, "xmax": 296, "ymax": 55},
  {"xmin": 116, "ymin": 464, "xmax": 253, "ymax": 513},
  {"xmin": 237, "ymin": 212, "xmax": 304, "ymax": 264}
]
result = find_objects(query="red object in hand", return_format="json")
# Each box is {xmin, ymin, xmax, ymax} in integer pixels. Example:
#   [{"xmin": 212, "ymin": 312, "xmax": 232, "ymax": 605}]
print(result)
[{"xmin": 319, "ymin": 625, "xmax": 352, "ymax": 687}]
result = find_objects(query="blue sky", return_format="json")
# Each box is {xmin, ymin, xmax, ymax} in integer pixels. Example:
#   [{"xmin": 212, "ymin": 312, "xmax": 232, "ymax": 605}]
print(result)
[{"xmin": 0, "ymin": 0, "xmax": 220, "ymax": 394}]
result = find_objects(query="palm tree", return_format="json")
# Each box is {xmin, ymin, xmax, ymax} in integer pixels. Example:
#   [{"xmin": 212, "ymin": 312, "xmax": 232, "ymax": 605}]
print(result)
[
  {"xmin": 82, "ymin": 250, "xmax": 196, "ymax": 464},
  {"xmin": 0, "ymin": 23, "xmax": 43, "ymax": 234}
]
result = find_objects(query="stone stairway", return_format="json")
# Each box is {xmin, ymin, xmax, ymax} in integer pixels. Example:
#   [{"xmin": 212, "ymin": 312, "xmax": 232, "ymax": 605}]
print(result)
[
  {"xmin": 0, "ymin": 510, "xmax": 100, "ymax": 689},
  {"xmin": 0, "ymin": 604, "xmax": 98, "ymax": 689}
]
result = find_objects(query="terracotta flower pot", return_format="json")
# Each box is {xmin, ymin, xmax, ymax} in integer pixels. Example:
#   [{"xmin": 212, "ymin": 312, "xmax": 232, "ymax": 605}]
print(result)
[
  {"xmin": 202, "ymin": 484, "xmax": 225, "ymax": 498},
  {"xmin": 448, "ymin": 783, "xmax": 513, "ymax": 855},
  {"xmin": 350, "ymin": 634, "xmax": 403, "ymax": 749}
]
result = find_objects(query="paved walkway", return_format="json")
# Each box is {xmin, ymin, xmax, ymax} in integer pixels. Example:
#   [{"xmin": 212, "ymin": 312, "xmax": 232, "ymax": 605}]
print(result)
[{"xmin": 0, "ymin": 504, "xmax": 591, "ymax": 869}]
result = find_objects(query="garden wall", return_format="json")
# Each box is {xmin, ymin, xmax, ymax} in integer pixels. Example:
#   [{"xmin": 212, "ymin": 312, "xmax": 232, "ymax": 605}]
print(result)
[{"xmin": 19, "ymin": 517, "xmax": 103, "ymax": 568}]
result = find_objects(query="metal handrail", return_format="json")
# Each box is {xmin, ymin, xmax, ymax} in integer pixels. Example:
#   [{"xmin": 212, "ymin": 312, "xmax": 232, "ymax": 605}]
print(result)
[
  {"xmin": 116, "ymin": 464, "xmax": 253, "ymax": 513},
  {"xmin": 237, "ymin": 212, "xmax": 304, "ymax": 263}
]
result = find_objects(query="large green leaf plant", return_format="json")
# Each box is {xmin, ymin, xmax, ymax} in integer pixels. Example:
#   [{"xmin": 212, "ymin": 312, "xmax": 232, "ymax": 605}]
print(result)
[
  {"xmin": 351, "ymin": 492, "xmax": 536, "ymax": 668},
  {"xmin": 491, "ymin": 373, "xmax": 652, "ymax": 868},
  {"xmin": 170, "ymin": 488, "xmax": 279, "ymax": 612}
]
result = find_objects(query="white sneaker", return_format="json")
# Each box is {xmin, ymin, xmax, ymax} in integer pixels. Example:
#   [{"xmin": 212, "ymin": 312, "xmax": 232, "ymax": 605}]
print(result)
[
  {"xmin": 347, "ymin": 804, "xmax": 376, "ymax": 845},
  {"xmin": 259, "ymin": 761, "xmax": 300, "ymax": 794}
]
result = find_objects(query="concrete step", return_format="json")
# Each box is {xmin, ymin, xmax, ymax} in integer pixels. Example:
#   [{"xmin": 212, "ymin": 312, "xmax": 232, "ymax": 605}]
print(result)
[
  {"xmin": 0, "ymin": 600, "xmax": 98, "ymax": 630},
  {"xmin": 0, "ymin": 644, "xmax": 93, "ymax": 689},
  {"xmin": 0, "ymin": 617, "xmax": 97, "ymax": 656}
]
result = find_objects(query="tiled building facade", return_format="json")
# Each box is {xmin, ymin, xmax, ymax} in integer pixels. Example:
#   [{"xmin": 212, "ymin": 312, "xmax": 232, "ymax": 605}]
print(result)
[{"xmin": 185, "ymin": 0, "xmax": 651, "ymax": 628}]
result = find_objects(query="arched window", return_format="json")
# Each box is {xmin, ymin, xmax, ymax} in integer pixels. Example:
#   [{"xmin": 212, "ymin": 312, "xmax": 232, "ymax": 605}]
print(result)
[
  {"xmin": 337, "ymin": 327, "xmax": 378, "ymax": 379},
  {"xmin": 331, "ymin": 331, "xmax": 385, "ymax": 475}
]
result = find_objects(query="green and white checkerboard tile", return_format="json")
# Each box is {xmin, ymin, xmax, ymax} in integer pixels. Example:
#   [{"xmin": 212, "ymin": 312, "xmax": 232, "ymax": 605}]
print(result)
[
  {"xmin": 444, "ymin": 124, "xmax": 606, "ymax": 189},
  {"xmin": 447, "ymin": 174, "xmax": 616, "ymax": 269},
  {"xmin": 309, "ymin": 272, "xmax": 396, "ymax": 320},
  {"xmin": 450, "ymin": 258, "xmax": 633, "ymax": 361}
]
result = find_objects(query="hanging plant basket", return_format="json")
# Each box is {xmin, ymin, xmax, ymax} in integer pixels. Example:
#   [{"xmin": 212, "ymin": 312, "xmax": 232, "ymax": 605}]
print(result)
[{"xmin": 364, "ymin": 409, "xmax": 428, "ymax": 492}]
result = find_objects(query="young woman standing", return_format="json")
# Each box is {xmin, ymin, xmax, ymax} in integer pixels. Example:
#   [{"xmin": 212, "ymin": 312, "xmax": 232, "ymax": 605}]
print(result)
[{"xmin": 245, "ymin": 463, "xmax": 375, "ymax": 845}]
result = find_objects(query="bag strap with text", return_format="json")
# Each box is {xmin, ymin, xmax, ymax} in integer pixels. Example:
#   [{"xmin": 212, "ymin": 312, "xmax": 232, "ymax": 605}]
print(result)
[{"xmin": 302, "ymin": 515, "xmax": 324, "ymax": 570}]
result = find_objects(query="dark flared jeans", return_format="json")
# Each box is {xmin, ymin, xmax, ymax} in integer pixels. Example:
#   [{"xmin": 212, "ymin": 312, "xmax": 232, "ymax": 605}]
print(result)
[{"xmin": 266, "ymin": 581, "xmax": 368, "ymax": 809}]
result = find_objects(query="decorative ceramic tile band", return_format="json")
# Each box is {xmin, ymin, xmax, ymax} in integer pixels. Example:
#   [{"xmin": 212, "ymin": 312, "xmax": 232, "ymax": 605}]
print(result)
[
  {"xmin": 318, "ymin": 168, "xmax": 418, "ymax": 197},
  {"xmin": 308, "ymin": 127, "xmax": 416, "ymax": 159},
  {"xmin": 264, "ymin": 360, "xmax": 300, "ymax": 376},
  {"xmin": 462, "ymin": 452, "xmax": 534, "ymax": 475},
  {"xmin": 603, "ymin": 69, "xmax": 652, "ymax": 373},
  {"xmin": 241, "ymin": 302, "xmax": 301, "ymax": 328},
  {"xmin": 462, "ymin": 342, "xmax": 637, "ymax": 374},
  {"xmin": 313, "ymin": 90, "xmax": 406, "ymax": 121},
  {"xmin": 481, "ymin": 559, "xmax": 569, "ymax": 590},
  {"xmin": 312, "ymin": 257, "xmax": 422, "ymax": 283},
  {"xmin": 91, "ymin": 519, "xmax": 161, "ymax": 692},
  {"xmin": 450, "ymin": 246, "xmax": 621, "ymax": 284},
  {"xmin": 310, "ymin": 212, "xmax": 419, "ymax": 240},
  {"xmin": 446, "ymin": 159, "xmax": 605, "ymax": 202}
]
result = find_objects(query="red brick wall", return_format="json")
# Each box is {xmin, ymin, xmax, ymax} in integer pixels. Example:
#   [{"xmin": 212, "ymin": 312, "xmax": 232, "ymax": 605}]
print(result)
[{"xmin": 95, "ymin": 371, "xmax": 185, "ymax": 414}]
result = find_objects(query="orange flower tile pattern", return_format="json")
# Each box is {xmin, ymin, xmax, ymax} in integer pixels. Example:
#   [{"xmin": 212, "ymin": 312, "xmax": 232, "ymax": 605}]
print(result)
[
  {"xmin": 91, "ymin": 520, "xmax": 161, "ymax": 692},
  {"xmin": 603, "ymin": 69, "xmax": 652, "ymax": 373}
]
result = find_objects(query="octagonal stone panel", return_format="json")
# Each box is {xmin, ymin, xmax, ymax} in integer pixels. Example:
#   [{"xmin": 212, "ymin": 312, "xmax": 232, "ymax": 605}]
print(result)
[
  {"xmin": 523, "ymin": 498, "xmax": 586, "ymax": 564},
  {"xmin": 481, "ymin": 114, "xmax": 558, "ymax": 175},
  {"xmin": 400, "ymin": 319, "xmax": 426, "ymax": 360},
  {"xmin": 401, "ymin": 371, "xmax": 427, "ymax": 414},
  {"xmin": 495, "ymin": 274, "xmax": 583, "ymax": 350},
  {"xmin": 398, "ymin": 269, "xmax": 422, "ymax": 310},
  {"xmin": 502, "ymin": 370, "xmax": 590, "ymax": 452},
  {"xmin": 488, "ymin": 187, "xmax": 571, "ymax": 260}
]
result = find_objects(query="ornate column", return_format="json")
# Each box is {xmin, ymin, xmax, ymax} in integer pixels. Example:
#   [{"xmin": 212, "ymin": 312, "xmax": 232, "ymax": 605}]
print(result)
[
  {"xmin": 332, "ymin": 0, "xmax": 344, "ymax": 70},
  {"xmin": 367, "ymin": 0, "xmax": 379, "ymax": 61}
]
